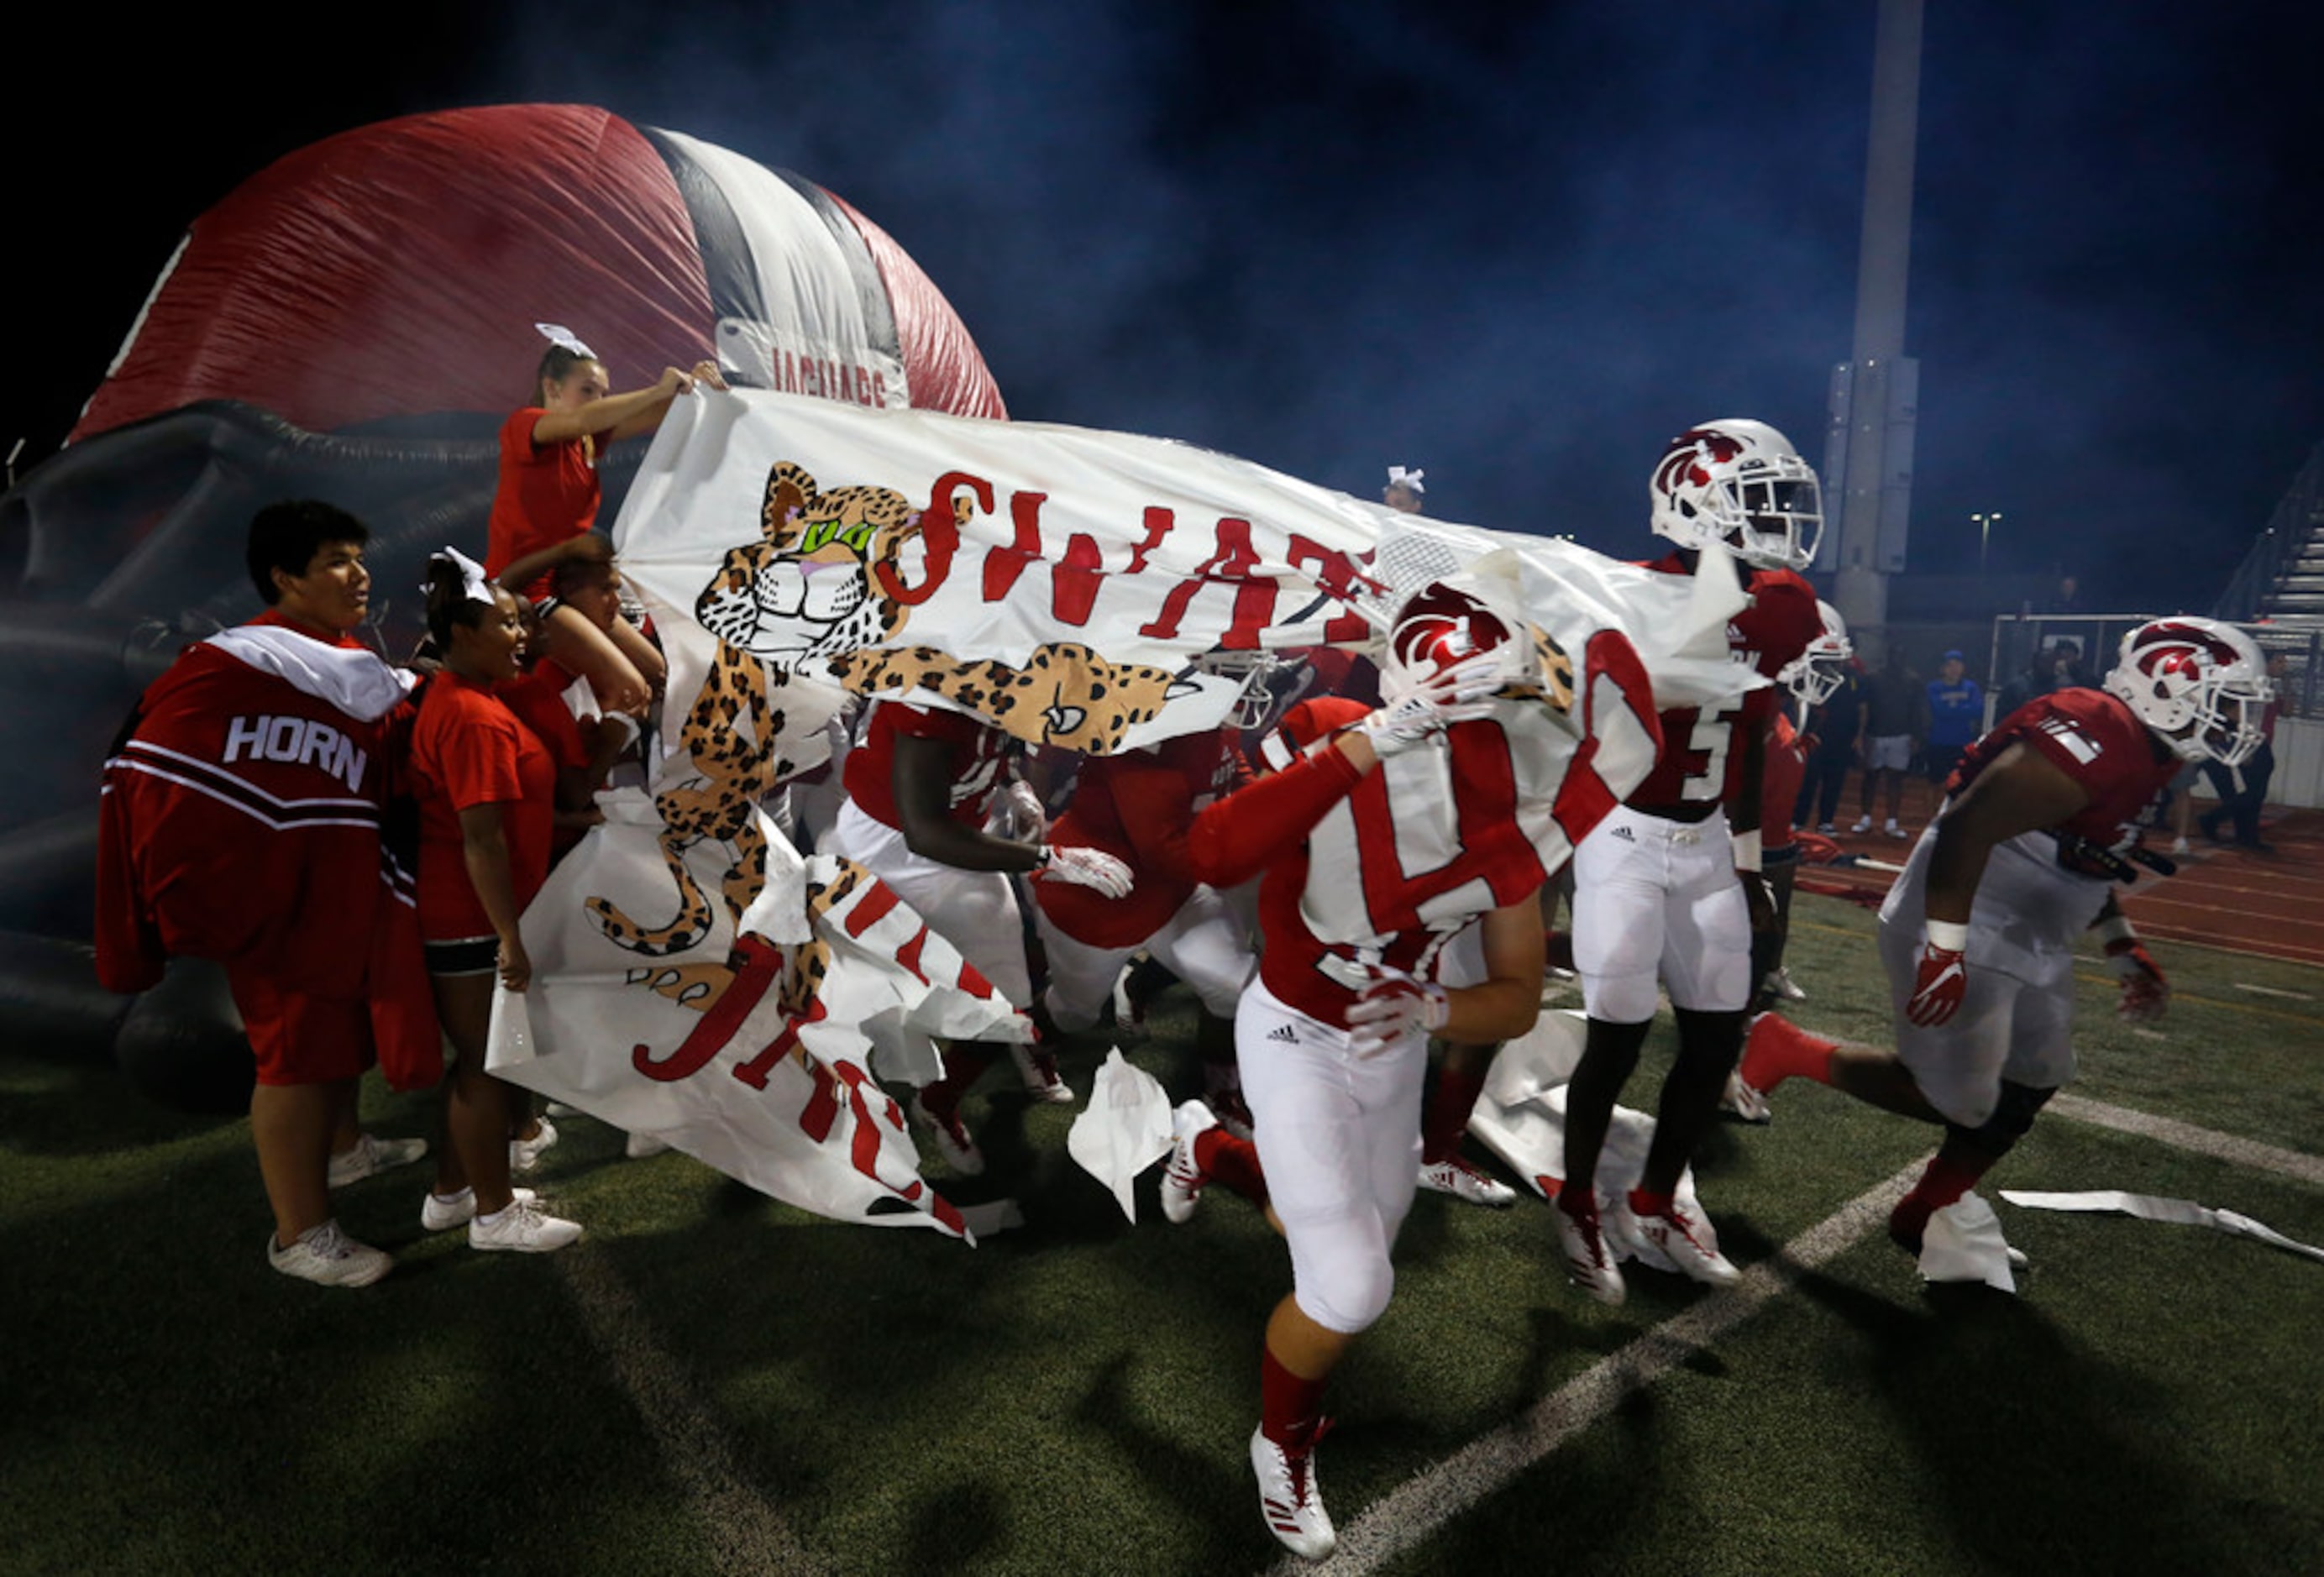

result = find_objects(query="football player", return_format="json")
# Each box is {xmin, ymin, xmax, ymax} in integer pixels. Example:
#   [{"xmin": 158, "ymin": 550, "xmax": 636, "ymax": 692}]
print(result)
[
  {"xmin": 1739, "ymin": 618, "xmax": 2272, "ymax": 1253},
  {"xmin": 1555, "ymin": 420, "xmax": 1823, "ymax": 1306},
  {"xmin": 822, "ymin": 697, "xmax": 1131, "ymax": 1174},
  {"xmin": 1181, "ymin": 581, "xmax": 1576, "ymax": 1560},
  {"xmin": 1028, "ymin": 661, "xmax": 1267, "ymax": 1127}
]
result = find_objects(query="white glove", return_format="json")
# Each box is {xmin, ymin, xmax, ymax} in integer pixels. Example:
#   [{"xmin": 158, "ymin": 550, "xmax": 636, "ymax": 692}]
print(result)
[
  {"xmin": 1357, "ymin": 651, "xmax": 1504, "ymax": 757},
  {"xmin": 1001, "ymin": 778, "xmax": 1048, "ymax": 841},
  {"xmin": 1344, "ymin": 972, "xmax": 1451, "ymax": 1056},
  {"xmin": 1032, "ymin": 844, "xmax": 1134, "ymax": 899}
]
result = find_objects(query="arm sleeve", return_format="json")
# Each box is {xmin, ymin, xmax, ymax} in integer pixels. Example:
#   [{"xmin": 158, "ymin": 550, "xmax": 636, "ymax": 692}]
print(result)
[{"xmin": 1187, "ymin": 737, "xmax": 1365, "ymax": 887}]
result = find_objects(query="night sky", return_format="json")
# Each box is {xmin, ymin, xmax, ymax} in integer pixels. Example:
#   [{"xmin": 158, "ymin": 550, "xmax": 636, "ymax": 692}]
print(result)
[{"xmin": 10, "ymin": 0, "xmax": 2321, "ymax": 612}]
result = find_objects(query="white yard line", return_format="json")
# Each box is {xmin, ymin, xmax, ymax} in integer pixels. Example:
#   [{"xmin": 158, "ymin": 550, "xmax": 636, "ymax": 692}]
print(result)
[
  {"xmin": 2049, "ymin": 1092, "xmax": 2324, "ymax": 1186},
  {"xmin": 1288, "ymin": 1096, "xmax": 2324, "ymax": 1575},
  {"xmin": 557, "ymin": 1249, "xmax": 832, "ymax": 1577},
  {"xmin": 1280, "ymin": 1160, "xmax": 1923, "ymax": 1575}
]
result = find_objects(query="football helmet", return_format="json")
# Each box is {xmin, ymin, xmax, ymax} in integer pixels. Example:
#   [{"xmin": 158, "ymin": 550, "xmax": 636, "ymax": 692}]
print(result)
[
  {"xmin": 1650, "ymin": 418, "xmax": 1823, "ymax": 571},
  {"xmin": 1194, "ymin": 648, "xmax": 1290, "ymax": 732},
  {"xmin": 1378, "ymin": 581, "xmax": 1525, "ymax": 705},
  {"xmin": 1777, "ymin": 600, "xmax": 1853, "ymax": 707},
  {"xmin": 2104, "ymin": 617, "xmax": 2272, "ymax": 767}
]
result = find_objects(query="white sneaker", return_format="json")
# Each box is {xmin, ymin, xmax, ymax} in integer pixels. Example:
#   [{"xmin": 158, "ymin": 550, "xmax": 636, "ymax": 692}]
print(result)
[
  {"xmin": 1418, "ymin": 1155, "xmax": 1518, "ymax": 1208},
  {"xmin": 909, "ymin": 1094, "xmax": 985, "ymax": 1176},
  {"xmin": 1765, "ymin": 967, "xmax": 1807, "ymax": 1003},
  {"xmin": 624, "ymin": 1131, "xmax": 672, "ymax": 1160},
  {"xmin": 1851, "ymin": 815, "xmax": 1874, "ymax": 833},
  {"xmin": 1553, "ymin": 1193, "xmax": 1627, "ymax": 1306},
  {"xmin": 1250, "ymin": 1426, "xmax": 1335, "ymax": 1560},
  {"xmin": 2169, "ymin": 836, "xmax": 2191, "ymax": 856},
  {"xmin": 1885, "ymin": 820, "xmax": 1907, "ymax": 840},
  {"xmin": 469, "ymin": 1197, "xmax": 583, "ymax": 1253},
  {"xmin": 421, "ymin": 1186, "xmax": 538, "ymax": 1232},
  {"xmin": 1633, "ymin": 1197, "xmax": 1742, "ymax": 1286},
  {"xmin": 268, "ymin": 1219, "xmax": 391, "ymax": 1286},
  {"xmin": 1161, "ymin": 1100, "xmax": 1218, "ymax": 1224},
  {"xmin": 1011, "ymin": 1043, "xmax": 1076, "ymax": 1106},
  {"xmin": 326, "ymin": 1133, "xmax": 428, "ymax": 1189},
  {"xmin": 510, "ymin": 1117, "xmax": 559, "ymax": 1175}
]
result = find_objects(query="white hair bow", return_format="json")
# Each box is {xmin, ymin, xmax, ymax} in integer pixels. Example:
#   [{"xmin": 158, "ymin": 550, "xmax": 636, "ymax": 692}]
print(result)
[
  {"xmin": 429, "ymin": 547, "xmax": 497, "ymax": 609},
  {"xmin": 1387, "ymin": 465, "xmax": 1426, "ymax": 494},
  {"xmin": 535, "ymin": 322, "xmax": 596, "ymax": 359}
]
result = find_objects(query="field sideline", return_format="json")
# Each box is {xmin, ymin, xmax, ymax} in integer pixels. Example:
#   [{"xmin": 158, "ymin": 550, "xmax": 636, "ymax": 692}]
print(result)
[{"xmin": 6, "ymin": 892, "xmax": 2321, "ymax": 1574}]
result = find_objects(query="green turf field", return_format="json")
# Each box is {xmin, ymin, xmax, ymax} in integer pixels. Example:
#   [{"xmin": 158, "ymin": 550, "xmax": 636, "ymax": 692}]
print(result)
[{"xmin": 5, "ymin": 893, "xmax": 2321, "ymax": 1574}]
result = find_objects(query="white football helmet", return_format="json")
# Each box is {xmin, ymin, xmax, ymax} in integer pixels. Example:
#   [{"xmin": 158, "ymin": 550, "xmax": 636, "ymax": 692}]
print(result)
[
  {"xmin": 2104, "ymin": 617, "xmax": 2272, "ymax": 767},
  {"xmin": 1778, "ymin": 600, "xmax": 1853, "ymax": 707},
  {"xmin": 1650, "ymin": 418, "xmax": 1824, "ymax": 571},
  {"xmin": 1194, "ymin": 647, "xmax": 1289, "ymax": 732}
]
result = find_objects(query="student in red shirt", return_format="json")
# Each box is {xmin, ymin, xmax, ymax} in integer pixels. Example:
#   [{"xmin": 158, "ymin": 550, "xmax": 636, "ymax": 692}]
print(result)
[
  {"xmin": 407, "ymin": 550, "xmax": 583, "ymax": 1254},
  {"xmin": 485, "ymin": 326, "xmax": 723, "ymax": 717}
]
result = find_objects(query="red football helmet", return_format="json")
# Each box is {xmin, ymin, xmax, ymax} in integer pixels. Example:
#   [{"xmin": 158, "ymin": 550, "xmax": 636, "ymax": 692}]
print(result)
[
  {"xmin": 2104, "ymin": 617, "xmax": 2271, "ymax": 766},
  {"xmin": 1379, "ymin": 582, "xmax": 1524, "ymax": 704}
]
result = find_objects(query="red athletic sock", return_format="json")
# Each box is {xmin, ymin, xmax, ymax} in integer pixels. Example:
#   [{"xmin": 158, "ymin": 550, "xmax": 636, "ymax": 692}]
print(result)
[
  {"xmin": 1194, "ymin": 1128, "xmax": 1268, "ymax": 1208},
  {"xmin": 1420, "ymin": 1061, "xmax": 1489, "ymax": 1166},
  {"xmin": 1891, "ymin": 1150, "xmax": 1986, "ymax": 1250},
  {"xmin": 1904, "ymin": 1151, "xmax": 1982, "ymax": 1213},
  {"xmin": 1260, "ymin": 1344, "xmax": 1328, "ymax": 1451},
  {"xmin": 1629, "ymin": 1187, "xmax": 1675, "ymax": 1221},
  {"xmin": 1739, "ymin": 1013, "xmax": 1838, "ymax": 1093}
]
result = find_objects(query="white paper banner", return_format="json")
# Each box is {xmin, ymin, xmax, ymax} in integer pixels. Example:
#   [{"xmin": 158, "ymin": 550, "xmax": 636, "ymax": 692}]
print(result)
[
  {"xmin": 502, "ymin": 389, "xmax": 1760, "ymax": 1237},
  {"xmin": 2001, "ymin": 1189, "xmax": 2324, "ymax": 1264}
]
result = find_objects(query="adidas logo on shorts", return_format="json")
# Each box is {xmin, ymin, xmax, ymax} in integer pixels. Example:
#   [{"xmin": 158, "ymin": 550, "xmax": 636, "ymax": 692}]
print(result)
[
  {"xmin": 1611, "ymin": 825, "xmax": 1637, "ymax": 842},
  {"xmin": 1266, "ymin": 1024, "xmax": 1298, "ymax": 1045}
]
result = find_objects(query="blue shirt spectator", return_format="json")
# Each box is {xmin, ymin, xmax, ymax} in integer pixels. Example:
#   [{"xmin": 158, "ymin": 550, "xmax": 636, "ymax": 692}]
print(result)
[{"xmin": 1924, "ymin": 649, "xmax": 1984, "ymax": 782}]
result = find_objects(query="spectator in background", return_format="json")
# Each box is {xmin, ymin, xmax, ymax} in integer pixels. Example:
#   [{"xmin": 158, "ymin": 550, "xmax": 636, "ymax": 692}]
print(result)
[
  {"xmin": 1792, "ymin": 653, "xmax": 1865, "ymax": 833},
  {"xmin": 2200, "ymin": 652, "xmax": 2290, "ymax": 853},
  {"xmin": 1852, "ymin": 642, "xmax": 1924, "ymax": 839},
  {"xmin": 1996, "ymin": 641, "xmax": 2072, "ymax": 720},
  {"xmin": 1382, "ymin": 465, "xmax": 1425, "ymax": 514},
  {"xmin": 1923, "ymin": 649, "xmax": 1984, "ymax": 786}
]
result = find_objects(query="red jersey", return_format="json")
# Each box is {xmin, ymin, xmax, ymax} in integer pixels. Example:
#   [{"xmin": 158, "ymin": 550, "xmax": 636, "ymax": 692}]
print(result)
[
  {"xmin": 1949, "ymin": 689, "xmax": 2178, "ymax": 852},
  {"xmin": 1190, "ymin": 699, "xmax": 1549, "ymax": 1024},
  {"xmin": 841, "ymin": 700, "xmax": 1011, "ymax": 831},
  {"xmin": 485, "ymin": 407, "xmax": 613, "ymax": 597},
  {"xmin": 1625, "ymin": 556, "xmax": 1820, "ymax": 813},
  {"xmin": 409, "ymin": 671, "xmax": 559, "ymax": 940},
  {"xmin": 1034, "ymin": 728, "xmax": 1250, "ymax": 948}
]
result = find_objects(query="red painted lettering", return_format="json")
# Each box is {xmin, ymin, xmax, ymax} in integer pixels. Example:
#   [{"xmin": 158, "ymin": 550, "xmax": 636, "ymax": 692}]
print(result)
[
  {"xmin": 632, "ymin": 937, "xmax": 781, "ymax": 1082},
  {"xmin": 1138, "ymin": 518, "xmax": 1276, "ymax": 645},
  {"xmin": 880, "ymin": 470, "xmax": 985, "ymax": 605}
]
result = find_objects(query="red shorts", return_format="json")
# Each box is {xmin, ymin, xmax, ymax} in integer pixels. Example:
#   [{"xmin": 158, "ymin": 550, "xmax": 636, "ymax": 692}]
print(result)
[{"xmin": 223, "ymin": 963, "xmax": 375, "ymax": 1087}]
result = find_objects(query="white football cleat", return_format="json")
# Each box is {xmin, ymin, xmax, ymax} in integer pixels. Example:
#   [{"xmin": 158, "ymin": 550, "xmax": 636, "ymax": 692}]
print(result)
[
  {"xmin": 1719, "ymin": 1069, "xmax": 1773, "ymax": 1124},
  {"xmin": 1250, "ymin": 1426, "xmax": 1335, "ymax": 1560},
  {"xmin": 1160, "ymin": 1100, "xmax": 1218, "ymax": 1224},
  {"xmin": 1418, "ymin": 1155, "xmax": 1518, "ymax": 1208},
  {"xmin": 1553, "ymin": 1193, "xmax": 1628, "ymax": 1307},
  {"xmin": 1633, "ymin": 1197, "xmax": 1742, "ymax": 1286},
  {"xmin": 1011, "ymin": 1043, "xmax": 1076, "ymax": 1105}
]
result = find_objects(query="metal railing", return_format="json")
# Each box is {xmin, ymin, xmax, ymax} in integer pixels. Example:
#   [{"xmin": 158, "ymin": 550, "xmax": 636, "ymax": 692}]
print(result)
[{"xmin": 2214, "ymin": 441, "xmax": 2324, "ymax": 623}]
